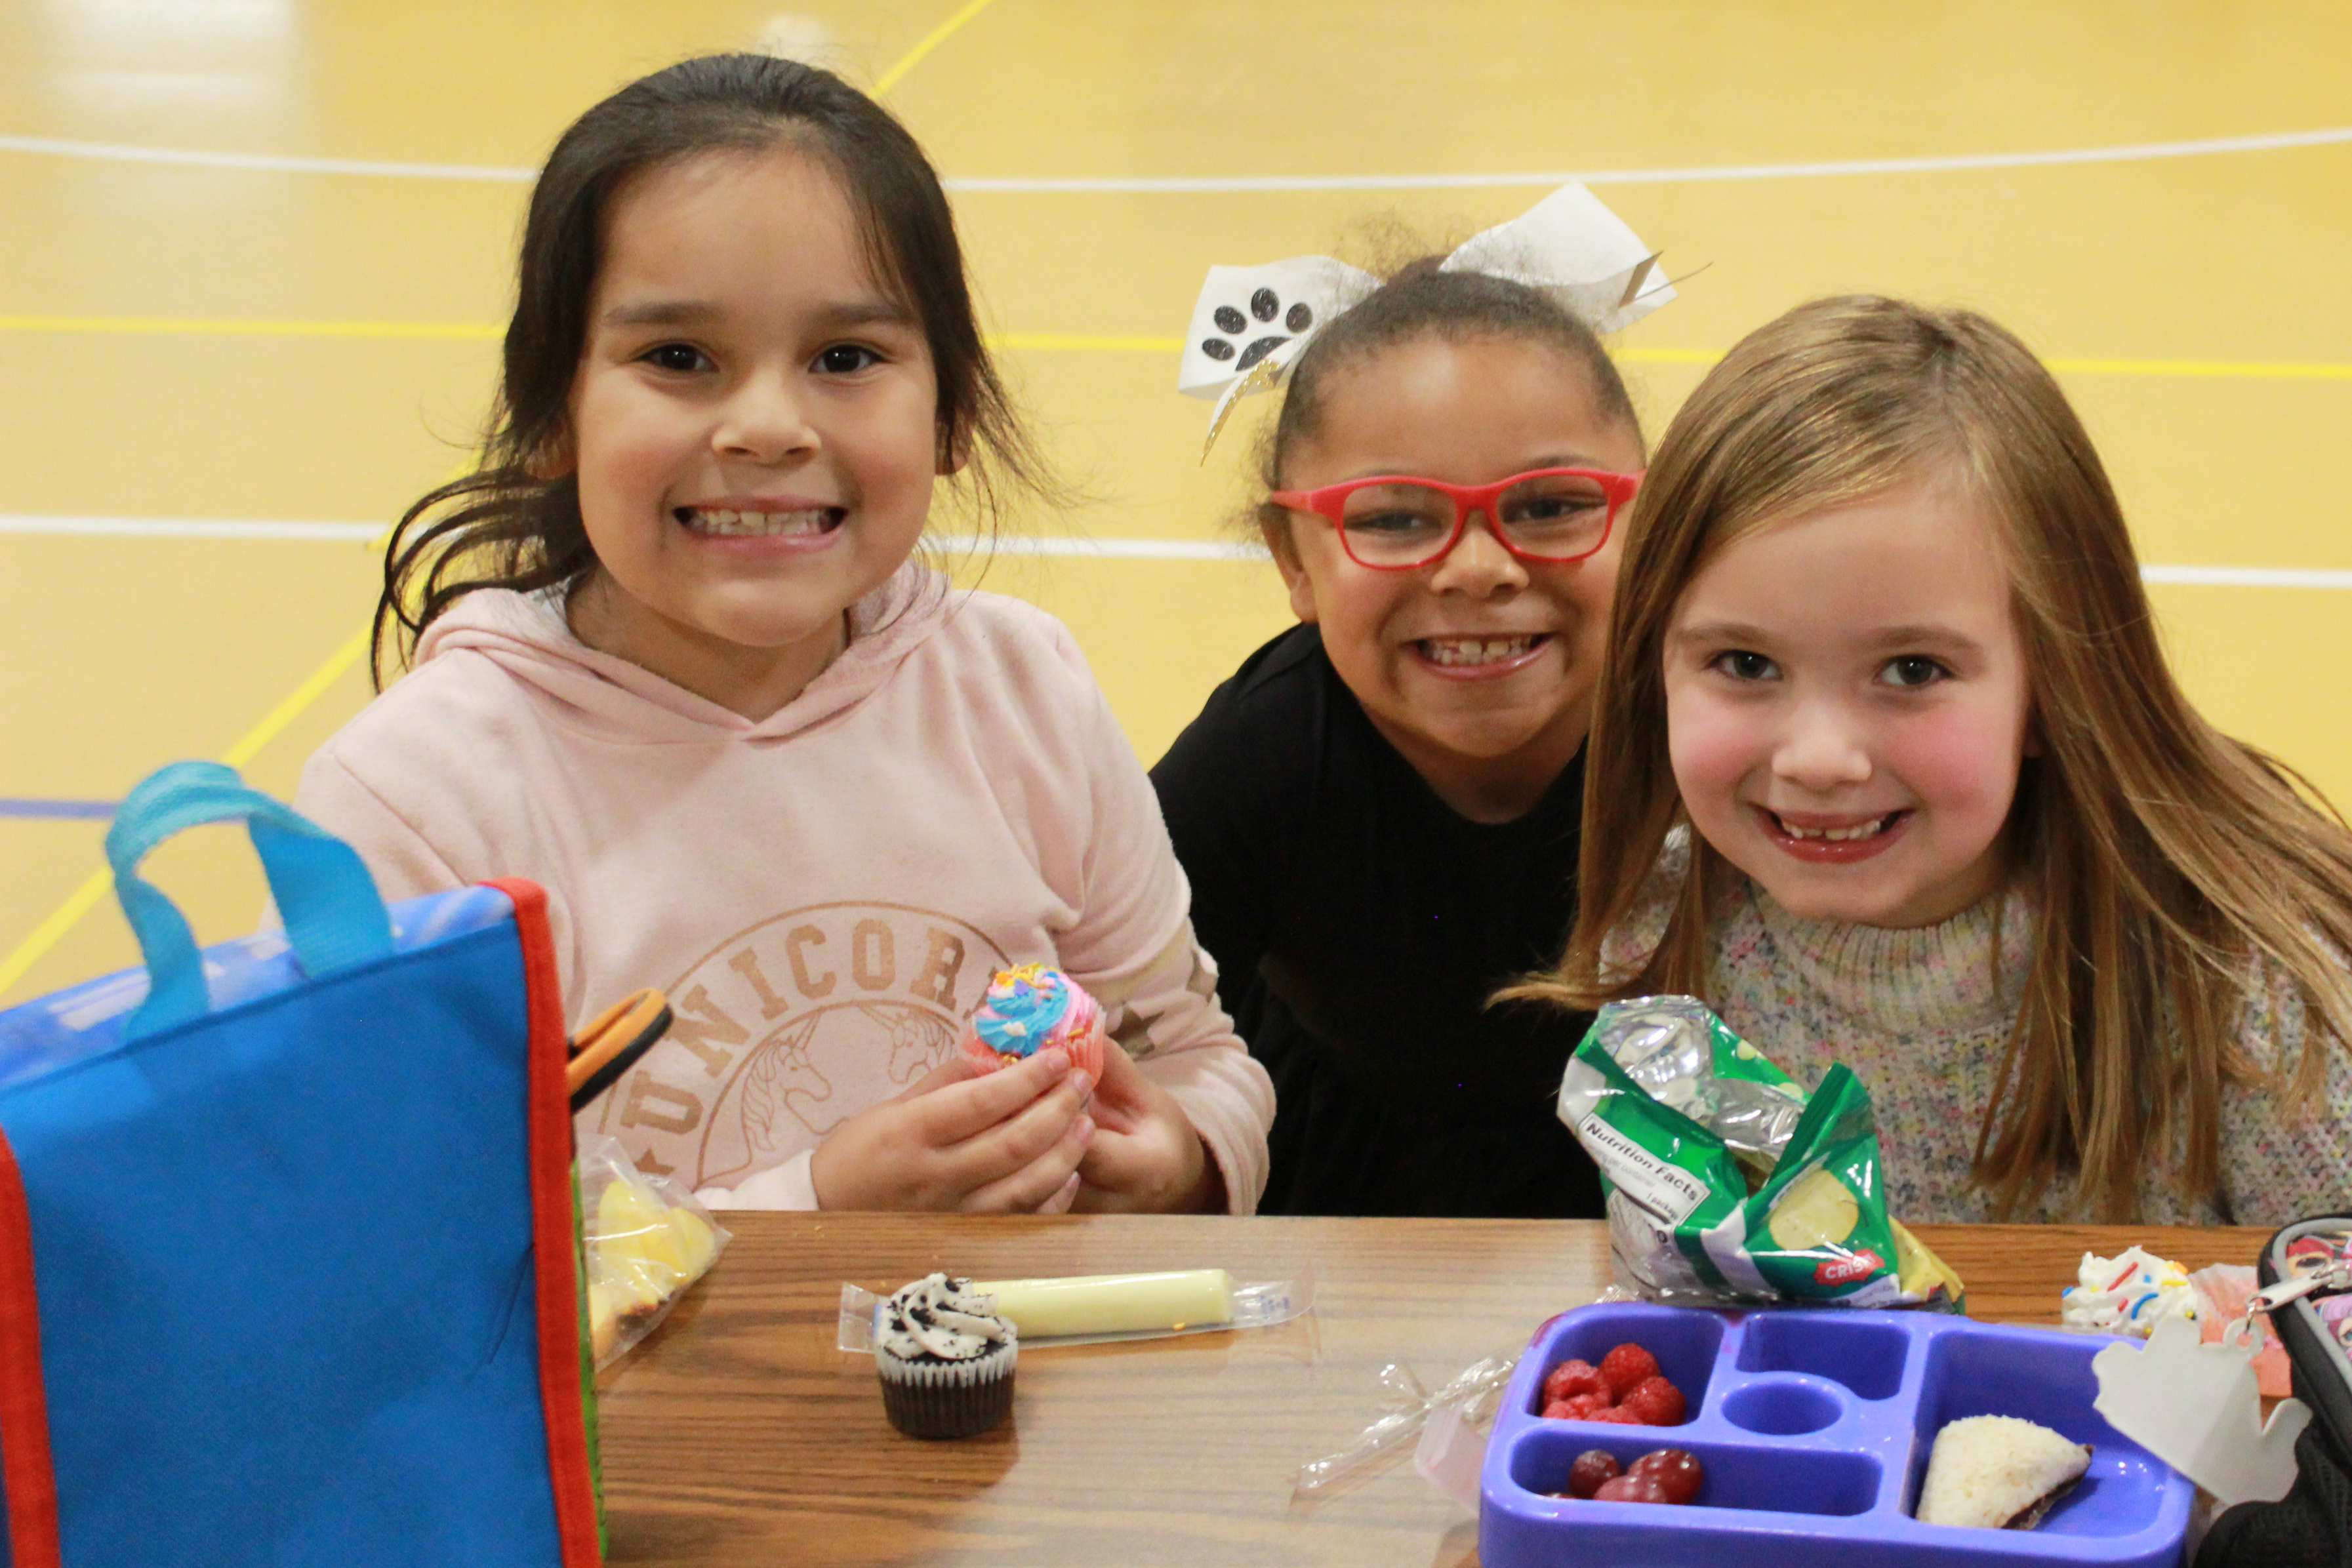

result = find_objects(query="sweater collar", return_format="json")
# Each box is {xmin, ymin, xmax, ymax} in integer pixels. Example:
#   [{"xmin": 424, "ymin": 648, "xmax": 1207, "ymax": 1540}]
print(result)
[{"xmin": 1742, "ymin": 878, "xmax": 2033, "ymax": 1038}]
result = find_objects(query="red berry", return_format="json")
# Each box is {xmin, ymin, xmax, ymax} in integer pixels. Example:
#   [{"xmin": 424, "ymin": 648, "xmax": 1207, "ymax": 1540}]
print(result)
[
  {"xmin": 1553, "ymin": 1392, "xmax": 1613, "ymax": 1420},
  {"xmin": 1630, "ymin": 1447, "xmax": 1705, "ymax": 1505},
  {"xmin": 1619, "ymin": 1375, "xmax": 1688, "ymax": 1427},
  {"xmin": 1585, "ymin": 1405, "xmax": 1642, "ymax": 1423},
  {"xmin": 1594, "ymin": 1471, "xmax": 1672, "ymax": 1504},
  {"xmin": 1543, "ymin": 1357, "xmax": 1608, "ymax": 1405},
  {"xmin": 1565, "ymin": 1449, "xmax": 1621, "ymax": 1498},
  {"xmin": 1599, "ymin": 1341, "xmax": 1662, "ymax": 1397}
]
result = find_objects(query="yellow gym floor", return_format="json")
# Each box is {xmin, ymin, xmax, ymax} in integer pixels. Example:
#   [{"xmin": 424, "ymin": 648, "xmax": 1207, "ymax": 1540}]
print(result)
[{"xmin": 3, "ymin": 1, "xmax": 2349, "ymax": 1005}]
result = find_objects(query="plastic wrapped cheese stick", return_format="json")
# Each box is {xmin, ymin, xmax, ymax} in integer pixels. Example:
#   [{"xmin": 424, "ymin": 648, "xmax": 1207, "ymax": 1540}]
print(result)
[
  {"xmin": 837, "ymin": 1264, "xmax": 1313, "ymax": 1351},
  {"xmin": 969, "ymin": 1270, "xmax": 1235, "ymax": 1337}
]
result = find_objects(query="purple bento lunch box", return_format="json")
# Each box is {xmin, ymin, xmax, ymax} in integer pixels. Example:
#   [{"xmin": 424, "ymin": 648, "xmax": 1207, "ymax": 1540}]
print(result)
[{"xmin": 1480, "ymin": 1302, "xmax": 2193, "ymax": 1567}]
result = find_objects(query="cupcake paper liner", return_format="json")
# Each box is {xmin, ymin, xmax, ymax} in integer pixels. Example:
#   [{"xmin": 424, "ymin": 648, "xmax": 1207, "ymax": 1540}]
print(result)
[{"xmin": 876, "ymin": 1338, "xmax": 1017, "ymax": 1439}]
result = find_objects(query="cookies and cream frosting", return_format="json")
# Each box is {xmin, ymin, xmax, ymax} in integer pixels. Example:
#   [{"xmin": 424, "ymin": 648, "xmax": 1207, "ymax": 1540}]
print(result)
[
  {"xmin": 879, "ymin": 1273, "xmax": 1015, "ymax": 1361},
  {"xmin": 970, "ymin": 964, "xmax": 1099, "ymax": 1060}
]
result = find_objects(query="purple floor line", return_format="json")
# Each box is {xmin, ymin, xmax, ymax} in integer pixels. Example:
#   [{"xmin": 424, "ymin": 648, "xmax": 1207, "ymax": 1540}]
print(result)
[{"xmin": 0, "ymin": 798, "xmax": 116, "ymax": 820}]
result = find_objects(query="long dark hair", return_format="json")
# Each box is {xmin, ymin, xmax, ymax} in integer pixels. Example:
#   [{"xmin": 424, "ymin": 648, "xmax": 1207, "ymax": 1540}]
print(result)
[{"xmin": 373, "ymin": 52, "xmax": 1049, "ymax": 684}]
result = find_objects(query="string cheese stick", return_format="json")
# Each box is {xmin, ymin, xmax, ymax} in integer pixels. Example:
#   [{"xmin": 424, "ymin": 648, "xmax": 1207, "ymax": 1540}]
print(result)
[{"xmin": 971, "ymin": 1270, "xmax": 1236, "ymax": 1337}]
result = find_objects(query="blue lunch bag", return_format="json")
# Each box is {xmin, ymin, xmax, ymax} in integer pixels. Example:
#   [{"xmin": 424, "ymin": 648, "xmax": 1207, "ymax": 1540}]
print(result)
[{"xmin": 0, "ymin": 762, "xmax": 601, "ymax": 1566}]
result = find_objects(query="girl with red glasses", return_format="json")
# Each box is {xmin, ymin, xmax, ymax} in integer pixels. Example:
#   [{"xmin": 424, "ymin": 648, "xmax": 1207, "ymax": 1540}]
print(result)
[{"xmin": 1152, "ymin": 243, "xmax": 1653, "ymax": 1218}]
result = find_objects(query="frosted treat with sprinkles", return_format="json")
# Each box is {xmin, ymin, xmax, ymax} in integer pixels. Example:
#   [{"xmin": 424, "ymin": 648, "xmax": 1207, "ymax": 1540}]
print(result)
[
  {"xmin": 958, "ymin": 964, "xmax": 1107, "ymax": 1081},
  {"xmin": 2059, "ymin": 1246, "xmax": 2209, "ymax": 1337}
]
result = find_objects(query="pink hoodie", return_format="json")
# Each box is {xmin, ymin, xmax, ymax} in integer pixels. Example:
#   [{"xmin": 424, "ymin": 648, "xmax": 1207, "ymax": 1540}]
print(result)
[{"xmin": 294, "ymin": 565, "xmax": 1272, "ymax": 1212}]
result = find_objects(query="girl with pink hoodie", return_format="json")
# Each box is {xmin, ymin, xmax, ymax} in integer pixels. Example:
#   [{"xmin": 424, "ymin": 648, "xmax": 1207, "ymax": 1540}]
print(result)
[{"xmin": 295, "ymin": 55, "xmax": 1272, "ymax": 1216}]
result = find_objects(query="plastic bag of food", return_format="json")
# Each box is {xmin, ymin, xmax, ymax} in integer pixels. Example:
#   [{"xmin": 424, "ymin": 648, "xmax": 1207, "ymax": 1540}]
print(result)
[
  {"xmin": 1557, "ymin": 995, "xmax": 1963, "ymax": 1310},
  {"xmin": 579, "ymin": 1133, "xmax": 729, "ymax": 1368}
]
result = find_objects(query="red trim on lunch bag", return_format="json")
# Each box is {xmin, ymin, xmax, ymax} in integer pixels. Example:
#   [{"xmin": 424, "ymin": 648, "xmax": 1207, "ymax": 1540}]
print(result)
[
  {"xmin": 0, "ymin": 1127, "xmax": 62, "ymax": 1568},
  {"xmin": 488, "ymin": 878, "xmax": 604, "ymax": 1567}
]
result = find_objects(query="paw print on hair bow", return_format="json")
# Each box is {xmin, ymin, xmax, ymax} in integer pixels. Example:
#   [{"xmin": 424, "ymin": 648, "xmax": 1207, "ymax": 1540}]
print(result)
[
  {"xmin": 1206, "ymin": 286, "xmax": 1312, "ymax": 372},
  {"xmin": 1177, "ymin": 256, "xmax": 1378, "ymax": 458}
]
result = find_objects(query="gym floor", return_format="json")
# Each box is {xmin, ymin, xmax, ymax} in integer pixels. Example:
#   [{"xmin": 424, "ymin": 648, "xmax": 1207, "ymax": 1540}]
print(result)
[{"xmin": 3, "ymin": 0, "xmax": 2348, "ymax": 1005}]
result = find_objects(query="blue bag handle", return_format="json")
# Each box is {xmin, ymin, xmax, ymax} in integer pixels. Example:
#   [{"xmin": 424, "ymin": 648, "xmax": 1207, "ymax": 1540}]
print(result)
[{"xmin": 106, "ymin": 760, "xmax": 397, "ymax": 1040}]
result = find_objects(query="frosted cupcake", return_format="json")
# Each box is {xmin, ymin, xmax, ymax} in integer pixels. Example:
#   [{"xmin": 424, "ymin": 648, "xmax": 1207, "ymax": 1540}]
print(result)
[
  {"xmin": 875, "ymin": 1273, "xmax": 1018, "ymax": 1439},
  {"xmin": 2059, "ymin": 1246, "xmax": 2208, "ymax": 1337},
  {"xmin": 959, "ymin": 964, "xmax": 1106, "ymax": 1081}
]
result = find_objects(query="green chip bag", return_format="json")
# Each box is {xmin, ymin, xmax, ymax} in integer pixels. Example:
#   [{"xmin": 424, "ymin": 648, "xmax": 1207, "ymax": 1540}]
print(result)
[{"xmin": 1557, "ymin": 996, "xmax": 1964, "ymax": 1310}]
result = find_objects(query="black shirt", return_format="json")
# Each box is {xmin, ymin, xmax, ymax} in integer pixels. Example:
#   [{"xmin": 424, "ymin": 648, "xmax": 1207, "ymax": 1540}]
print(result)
[{"xmin": 1150, "ymin": 624, "xmax": 1604, "ymax": 1217}]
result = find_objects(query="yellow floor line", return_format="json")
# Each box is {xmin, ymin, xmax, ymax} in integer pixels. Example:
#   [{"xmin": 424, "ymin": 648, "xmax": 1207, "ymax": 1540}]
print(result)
[
  {"xmin": 2046, "ymin": 356, "xmax": 2352, "ymax": 380},
  {"xmin": 0, "ymin": 874, "xmax": 115, "ymax": 1001},
  {"xmin": 0, "ymin": 629, "xmax": 373, "ymax": 999},
  {"xmin": 1618, "ymin": 347, "xmax": 1726, "ymax": 365},
  {"xmin": 995, "ymin": 332, "xmax": 1183, "ymax": 352},
  {"xmin": 875, "ymin": 0, "xmax": 1003, "ymax": 94}
]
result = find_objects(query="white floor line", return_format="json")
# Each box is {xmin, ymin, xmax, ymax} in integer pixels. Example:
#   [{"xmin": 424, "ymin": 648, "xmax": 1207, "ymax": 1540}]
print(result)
[
  {"xmin": 0, "ymin": 515, "xmax": 382, "ymax": 540},
  {"xmin": 0, "ymin": 133, "xmax": 534, "ymax": 181},
  {"xmin": 5, "ymin": 125, "xmax": 2349, "ymax": 191},
  {"xmin": 2139, "ymin": 563, "xmax": 2352, "ymax": 590},
  {"xmin": 5, "ymin": 515, "xmax": 2349, "ymax": 584}
]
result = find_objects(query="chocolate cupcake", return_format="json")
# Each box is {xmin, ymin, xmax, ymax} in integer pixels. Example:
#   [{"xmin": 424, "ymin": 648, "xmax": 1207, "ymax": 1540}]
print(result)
[{"xmin": 874, "ymin": 1273, "xmax": 1018, "ymax": 1439}]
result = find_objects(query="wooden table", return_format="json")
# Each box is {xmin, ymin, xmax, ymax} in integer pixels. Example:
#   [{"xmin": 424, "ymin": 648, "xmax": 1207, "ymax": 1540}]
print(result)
[{"xmin": 596, "ymin": 1217, "xmax": 2265, "ymax": 1567}]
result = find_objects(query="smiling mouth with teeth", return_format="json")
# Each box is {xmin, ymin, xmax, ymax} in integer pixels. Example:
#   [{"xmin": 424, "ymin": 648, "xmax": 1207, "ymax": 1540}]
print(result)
[
  {"xmin": 1772, "ymin": 811, "xmax": 1906, "ymax": 841},
  {"xmin": 1416, "ymin": 634, "xmax": 1547, "ymax": 668},
  {"xmin": 674, "ymin": 506, "xmax": 844, "ymax": 538}
]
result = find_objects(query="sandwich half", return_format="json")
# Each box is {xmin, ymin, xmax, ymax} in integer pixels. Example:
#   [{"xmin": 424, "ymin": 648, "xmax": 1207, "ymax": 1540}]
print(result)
[{"xmin": 1916, "ymin": 1415, "xmax": 2094, "ymax": 1530}]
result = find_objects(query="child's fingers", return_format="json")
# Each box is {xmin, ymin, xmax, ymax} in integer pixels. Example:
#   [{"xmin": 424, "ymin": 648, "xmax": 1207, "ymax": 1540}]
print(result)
[
  {"xmin": 914, "ymin": 1047, "xmax": 1074, "ymax": 1141},
  {"xmin": 893, "ymin": 1051, "xmax": 980, "ymax": 1102},
  {"xmin": 1036, "ymin": 1171, "xmax": 1082, "ymax": 1215},
  {"xmin": 943, "ymin": 1065, "xmax": 1094, "ymax": 1186},
  {"xmin": 1079, "ymin": 1036, "xmax": 1148, "ymax": 1134},
  {"xmin": 958, "ymin": 1112, "xmax": 1095, "ymax": 1213}
]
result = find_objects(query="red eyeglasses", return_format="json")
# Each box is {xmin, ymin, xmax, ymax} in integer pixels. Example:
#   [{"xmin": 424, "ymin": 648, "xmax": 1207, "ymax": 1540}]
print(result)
[{"xmin": 1270, "ymin": 466, "xmax": 1642, "ymax": 570}]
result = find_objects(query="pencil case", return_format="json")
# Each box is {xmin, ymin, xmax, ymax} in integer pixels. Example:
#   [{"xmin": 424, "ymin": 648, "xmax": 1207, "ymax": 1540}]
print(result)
[{"xmin": 2195, "ymin": 1212, "xmax": 2352, "ymax": 1567}]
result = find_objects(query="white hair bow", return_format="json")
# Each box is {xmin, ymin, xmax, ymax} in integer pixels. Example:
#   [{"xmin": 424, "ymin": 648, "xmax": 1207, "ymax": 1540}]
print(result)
[{"xmin": 1176, "ymin": 182, "xmax": 1676, "ymax": 456}]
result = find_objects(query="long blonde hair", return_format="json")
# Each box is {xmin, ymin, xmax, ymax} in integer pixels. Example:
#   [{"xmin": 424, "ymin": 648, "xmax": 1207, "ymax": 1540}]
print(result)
[{"xmin": 1520, "ymin": 294, "xmax": 2352, "ymax": 1220}]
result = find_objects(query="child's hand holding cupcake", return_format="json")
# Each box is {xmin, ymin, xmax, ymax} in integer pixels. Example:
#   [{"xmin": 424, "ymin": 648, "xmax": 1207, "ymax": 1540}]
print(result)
[
  {"xmin": 808, "ymin": 1045, "xmax": 1097, "ymax": 1213},
  {"xmin": 811, "ymin": 965, "xmax": 1227, "ymax": 1214},
  {"xmin": 961, "ymin": 965, "xmax": 1221, "ymax": 1213}
]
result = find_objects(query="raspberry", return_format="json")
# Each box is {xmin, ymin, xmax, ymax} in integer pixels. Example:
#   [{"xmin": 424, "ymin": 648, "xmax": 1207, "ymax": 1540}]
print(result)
[
  {"xmin": 1552, "ymin": 1392, "xmax": 1612, "ymax": 1420},
  {"xmin": 1618, "ymin": 1375, "xmax": 1688, "ymax": 1427},
  {"xmin": 1599, "ymin": 1342, "xmax": 1662, "ymax": 1398},
  {"xmin": 1594, "ymin": 1471, "xmax": 1671, "ymax": 1503},
  {"xmin": 1584, "ymin": 1405, "xmax": 1642, "ymax": 1424},
  {"xmin": 1630, "ymin": 1447, "xmax": 1704, "ymax": 1506},
  {"xmin": 1564, "ymin": 1449, "xmax": 1621, "ymax": 1499},
  {"xmin": 1542, "ymin": 1357, "xmax": 1608, "ymax": 1406}
]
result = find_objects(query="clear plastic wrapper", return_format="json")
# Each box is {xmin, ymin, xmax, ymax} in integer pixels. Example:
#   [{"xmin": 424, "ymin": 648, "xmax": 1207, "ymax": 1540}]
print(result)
[
  {"xmin": 579, "ymin": 1132, "xmax": 730, "ymax": 1369},
  {"xmin": 1291, "ymin": 1352, "xmax": 1523, "ymax": 1506},
  {"xmin": 838, "ymin": 1264, "xmax": 1314, "ymax": 1352},
  {"xmin": 1558, "ymin": 995, "xmax": 1964, "ymax": 1310}
]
